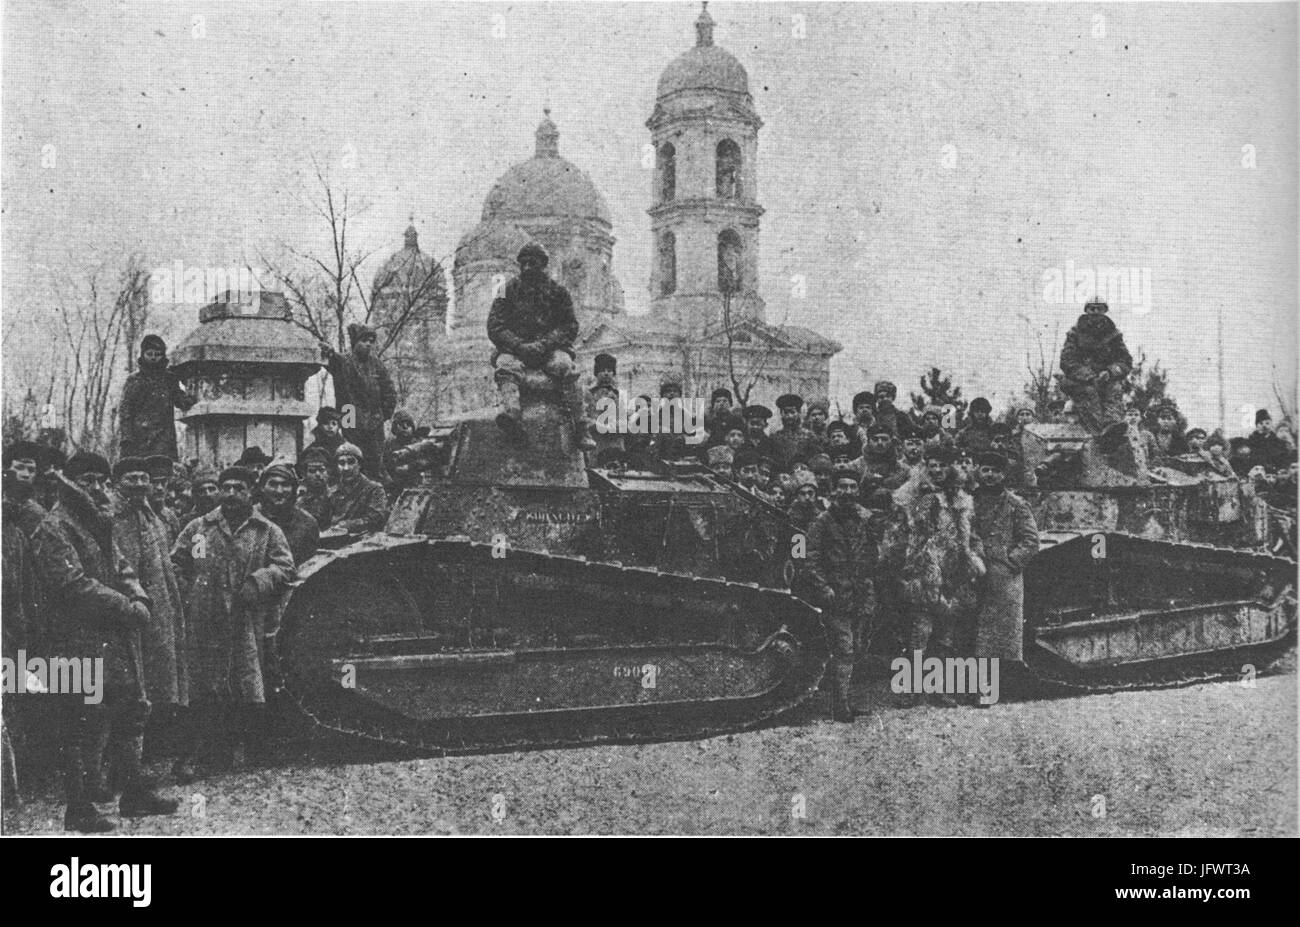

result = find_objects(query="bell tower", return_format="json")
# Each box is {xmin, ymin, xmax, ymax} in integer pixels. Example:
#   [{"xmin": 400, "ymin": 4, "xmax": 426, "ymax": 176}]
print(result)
[{"xmin": 647, "ymin": 2, "xmax": 764, "ymax": 328}]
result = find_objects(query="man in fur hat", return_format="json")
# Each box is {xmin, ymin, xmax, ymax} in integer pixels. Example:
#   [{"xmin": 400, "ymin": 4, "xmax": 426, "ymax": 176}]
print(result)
[
  {"xmin": 303, "ymin": 406, "xmax": 346, "ymax": 465},
  {"xmin": 1058, "ymin": 299, "xmax": 1134, "ymax": 434},
  {"xmin": 487, "ymin": 242, "xmax": 594, "ymax": 451},
  {"xmin": 956, "ymin": 397, "xmax": 995, "ymax": 453},
  {"xmin": 32, "ymin": 452, "xmax": 177, "ymax": 829},
  {"xmin": 118, "ymin": 335, "xmax": 197, "ymax": 460},
  {"xmin": 321, "ymin": 324, "xmax": 397, "ymax": 482}
]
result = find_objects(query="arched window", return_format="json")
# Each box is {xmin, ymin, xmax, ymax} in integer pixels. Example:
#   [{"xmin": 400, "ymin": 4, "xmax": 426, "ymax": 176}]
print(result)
[
  {"xmin": 716, "ymin": 139, "xmax": 742, "ymax": 199},
  {"xmin": 658, "ymin": 231, "xmax": 677, "ymax": 296},
  {"xmin": 658, "ymin": 143, "xmax": 676, "ymax": 202},
  {"xmin": 718, "ymin": 229, "xmax": 743, "ymax": 294}
]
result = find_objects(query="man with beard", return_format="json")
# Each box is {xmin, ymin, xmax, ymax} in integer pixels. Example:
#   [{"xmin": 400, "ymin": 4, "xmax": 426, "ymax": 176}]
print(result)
[
  {"xmin": 487, "ymin": 242, "xmax": 594, "ymax": 451},
  {"xmin": 854, "ymin": 424, "xmax": 911, "ymax": 510},
  {"xmin": 1058, "ymin": 299, "xmax": 1134, "ymax": 434},
  {"xmin": 804, "ymin": 465, "xmax": 879, "ymax": 721},
  {"xmin": 1149, "ymin": 402, "xmax": 1188, "ymax": 458},
  {"xmin": 256, "ymin": 464, "xmax": 320, "ymax": 566},
  {"xmin": 767, "ymin": 394, "xmax": 822, "ymax": 471},
  {"xmin": 112, "ymin": 458, "xmax": 188, "ymax": 779},
  {"xmin": 971, "ymin": 451, "xmax": 1038, "ymax": 700},
  {"xmin": 187, "ymin": 468, "xmax": 221, "ymax": 521},
  {"xmin": 785, "ymin": 476, "xmax": 826, "ymax": 531},
  {"xmin": 321, "ymin": 325, "xmax": 397, "ymax": 483},
  {"xmin": 32, "ymin": 452, "xmax": 177, "ymax": 831},
  {"xmin": 872, "ymin": 381, "xmax": 903, "ymax": 438},
  {"xmin": 956, "ymin": 398, "xmax": 995, "ymax": 454},
  {"xmin": 298, "ymin": 447, "xmax": 335, "ymax": 529},
  {"xmin": 145, "ymin": 455, "xmax": 181, "ymax": 545},
  {"xmin": 883, "ymin": 446, "xmax": 985, "ymax": 707},
  {"xmin": 171, "ymin": 466, "xmax": 294, "ymax": 774},
  {"xmin": 382, "ymin": 409, "xmax": 423, "ymax": 495},
  {"xmin": 303, "ymin": 406, "xmax": 346, "ymax": 466},
  {"xmin": 118, "ymin": 335, "xmax": 198, "ymax": 460},
  {"xmin": 825, "ymin": 420, "xmax": 860, "ymax": 462},
  {"xmin": 331, "ymin": 443, "xmax": 389, "ymax": 534}
]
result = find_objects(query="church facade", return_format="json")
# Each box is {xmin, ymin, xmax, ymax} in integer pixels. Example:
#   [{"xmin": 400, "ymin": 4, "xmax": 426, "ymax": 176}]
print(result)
[{"xmin": 377, "ymin": 3, "xmax": 838, "ymax": 424}]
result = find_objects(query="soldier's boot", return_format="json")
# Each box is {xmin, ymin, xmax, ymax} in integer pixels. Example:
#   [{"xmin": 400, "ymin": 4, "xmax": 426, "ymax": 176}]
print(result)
[
  {"xmin": 65, "ymin": 801, "xmax": 115, "ymax": 833},
  {"xmin": 495, "ymin": 380, "xmax": 524, "ymax": 436},
  {"xmin": 565, "ymin": 379, "xmax": 597, "ymax": 452},
  {"xmin": 115, "ymin": 725, "xmax": 178, "ymax": 817}
]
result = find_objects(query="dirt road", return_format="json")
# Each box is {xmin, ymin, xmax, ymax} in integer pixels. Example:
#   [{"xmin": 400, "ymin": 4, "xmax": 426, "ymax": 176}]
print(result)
[{"xmin": 6, "ymin": 672, "xmax": 1294, "ymax": 836}]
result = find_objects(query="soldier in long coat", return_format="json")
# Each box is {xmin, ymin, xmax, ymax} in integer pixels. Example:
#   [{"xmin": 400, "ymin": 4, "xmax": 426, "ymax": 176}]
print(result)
[
  {"xmin": 118, "ymin": 335, "xmax": 197, "ymax": 460},
  {"xmin": 256, "ymin": 463, "xmax": 320, "ymax": 565},
  {"xmin": 883, "ymin": 446, "xmax": 985, "ymax": 705},
  {"xmin": 32, "ymin": 454, "xmax": 177, "ymax": 831},
  {"xmin": 171, "ymin": 466, "xmax": 294, "ymax": 772},
  {"xmin": 1058, "ymin": 300, "xmax": 1133, "ymax": 434},
  {"xmin": 804, "ymin": 466, "xmax": 880, "ymax": 721},
  {"xmin": 112, "ymin": 457, "xmax": 188, "ymax": 717},
  {"xmin": 972, "ymin": 452, "xmax": 1039, "ymax": 667}
]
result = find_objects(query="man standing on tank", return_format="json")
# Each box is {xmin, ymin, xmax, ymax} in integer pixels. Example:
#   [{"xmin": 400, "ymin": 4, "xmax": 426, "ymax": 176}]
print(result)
[{"xmin": 487, "ymin": 242, "xmax": 595, "ymax": 451}]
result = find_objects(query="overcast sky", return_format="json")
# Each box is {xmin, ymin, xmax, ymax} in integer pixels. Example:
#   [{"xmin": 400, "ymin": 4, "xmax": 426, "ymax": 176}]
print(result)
[{"xmin": 3, "ymin": 1, "xmax": 1295, "ymax": 429}]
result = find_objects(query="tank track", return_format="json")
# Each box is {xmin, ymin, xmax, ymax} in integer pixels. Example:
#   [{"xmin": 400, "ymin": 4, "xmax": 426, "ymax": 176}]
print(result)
[
  {"xmin": 275, "ymin": 537, "xmax": 829, "ymax": 756},
  {"xmin": 1021, "ymin": 533, "xmax": 1297, "ymax": 696}
]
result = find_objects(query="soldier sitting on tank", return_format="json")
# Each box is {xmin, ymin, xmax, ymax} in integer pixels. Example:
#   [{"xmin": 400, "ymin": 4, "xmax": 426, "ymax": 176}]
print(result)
[
  {"xmin": 382, "ymin": 409, "xmax": 422, "ymax": 495},
  {"xmin": 487, "ymin": 242, "xmax": 595, "ymax": 451},
  {"xmin": 1058, "ymin": 299, "xmax": 1134, "ymax": 435}
]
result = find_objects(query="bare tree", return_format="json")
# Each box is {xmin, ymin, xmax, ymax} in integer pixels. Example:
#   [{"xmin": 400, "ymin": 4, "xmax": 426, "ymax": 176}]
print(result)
[{"xmin": 39, "ymin": 253, "xmax": 151, "ymax": 452}]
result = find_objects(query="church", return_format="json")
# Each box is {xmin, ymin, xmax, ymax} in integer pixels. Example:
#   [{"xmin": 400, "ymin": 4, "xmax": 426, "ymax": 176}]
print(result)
[{"xmin": 371, "ymin": 3, "xmax": 840, "ymax": 424}]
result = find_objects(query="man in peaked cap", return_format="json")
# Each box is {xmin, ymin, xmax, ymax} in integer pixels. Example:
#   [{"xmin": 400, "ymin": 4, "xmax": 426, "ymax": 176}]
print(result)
[
  {"xmin": 804, "ymin": 463, "xmax": 880, "ymax": 721},
  {"xmin": 767, "ymin": 393, "xmax": 823, "ymax": 471},
  {"xmin": 170, "ymin": 463, "xmax": 294, "ymax": 775},
  {"xmin": 144, "ymin": 455, "xmax": 182, "ymax": 544},
  {"xmin": 320, "ymin": 323, "xmax": 397, "ymax": 483},
  {"xmin": 257, "ymin": 463, "xmax": 319, "ymax": 566},
  {"xmin": 487, "ymin": 242, "xmax": 594, "ymax": 451}
]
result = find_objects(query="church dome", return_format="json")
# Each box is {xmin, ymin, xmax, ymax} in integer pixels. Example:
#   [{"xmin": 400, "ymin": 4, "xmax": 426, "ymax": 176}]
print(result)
[
  {"xmin": 454, "ymin": 218, "xmax": 535, "ymax": 268},
  {"xmin": 372, "ymin": 221, "xmax": 441, "ymax": 296},
  {"xmin": 656, "ymin": 3, "xmax": 749, "ymax": 98},
  {"xmin": 481, "ymin": 109, "xmax": 611, "ymax": 226}
]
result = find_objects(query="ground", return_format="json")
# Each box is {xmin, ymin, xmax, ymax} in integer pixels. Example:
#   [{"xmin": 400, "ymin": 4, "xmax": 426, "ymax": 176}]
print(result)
[{"xmin": 5, "ymin": 667, "xmax": 1293, "ymax": 837}]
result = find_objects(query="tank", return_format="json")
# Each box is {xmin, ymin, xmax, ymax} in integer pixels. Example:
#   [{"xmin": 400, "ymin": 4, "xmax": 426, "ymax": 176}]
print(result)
[
  {"xmin": 276, "ymin": 379, "xmax": 825, "ymax": 755},
  {"xmin": 1015, "ymin": 421, "xmax": 1296, "ymax": 692}
]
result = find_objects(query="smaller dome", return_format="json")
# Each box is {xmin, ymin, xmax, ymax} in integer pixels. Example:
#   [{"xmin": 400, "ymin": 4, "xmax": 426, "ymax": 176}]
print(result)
[
  {"xmin": 372, "ymin": 220, "xmax": 441, "ymax": 296},
  {"xmin": 454, "ymin": 219, "xmax": 535, "ymax": 268},
  {"xmin": 480, "ymin": 109, "xmax": 612, "ymax": 225}
]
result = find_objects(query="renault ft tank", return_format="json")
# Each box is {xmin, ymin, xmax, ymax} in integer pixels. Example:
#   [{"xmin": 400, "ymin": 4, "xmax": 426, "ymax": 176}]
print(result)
[
  {"xmin": 1016, "ymin": 422, "xmax": 1296, "ymax": 692},
  {"xmin": 276, "ymin": 378, "xmax": 825, "ymax": 755}
]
